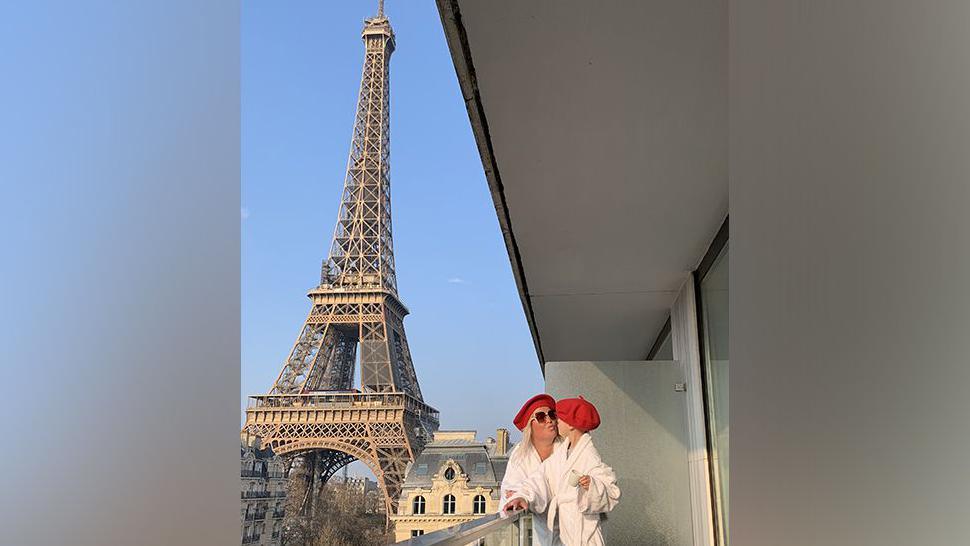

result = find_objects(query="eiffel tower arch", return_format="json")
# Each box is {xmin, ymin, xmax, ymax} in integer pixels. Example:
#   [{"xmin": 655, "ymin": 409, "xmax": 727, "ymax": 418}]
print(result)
[{"xmin": 244, "ymin": 1, "xmax": 439, "ymax": 517}]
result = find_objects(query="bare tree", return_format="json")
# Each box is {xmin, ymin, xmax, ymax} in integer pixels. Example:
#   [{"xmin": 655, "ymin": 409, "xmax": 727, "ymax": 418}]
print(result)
[{"xmin": 281, "ymin": 459, "xmax": 391, "ymax": 546}]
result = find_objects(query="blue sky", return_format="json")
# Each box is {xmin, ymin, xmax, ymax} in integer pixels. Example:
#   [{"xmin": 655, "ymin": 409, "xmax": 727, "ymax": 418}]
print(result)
[{"xmin": 242, "ymin": 1, "xmax": 543, "ymax": 468}]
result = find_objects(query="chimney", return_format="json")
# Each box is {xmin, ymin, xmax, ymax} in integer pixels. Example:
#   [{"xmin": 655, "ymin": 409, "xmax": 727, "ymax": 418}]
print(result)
[{"xmin": 495, "ymin": 428, "xmax": 509, "ymax": 456}]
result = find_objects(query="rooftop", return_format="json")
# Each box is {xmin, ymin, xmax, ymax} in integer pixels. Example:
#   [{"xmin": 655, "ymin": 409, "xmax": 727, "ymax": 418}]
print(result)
[{"xmin": 402, "ymin": 430, "xmax": 511, "ymax": 491}]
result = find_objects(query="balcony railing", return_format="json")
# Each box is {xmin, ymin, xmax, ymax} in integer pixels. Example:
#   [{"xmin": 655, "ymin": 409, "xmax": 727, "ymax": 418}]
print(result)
[
  {"xmin": 394, "ymin": 510, "xmax": 530, "ymax": 546},
  {"xmin": 241, "ymin": 535, "xmax": 260, "ymax": 544},
  {"xmin": 242, "ymin": 470, "xmax": 287, "ymax": 479},
  {"xmin": 241, "ymin": 490, "xmax": 286, "ymax": 499},
  {"xmin": 241, "ymin": 491, "xmax": 270, "ymax": 499}
]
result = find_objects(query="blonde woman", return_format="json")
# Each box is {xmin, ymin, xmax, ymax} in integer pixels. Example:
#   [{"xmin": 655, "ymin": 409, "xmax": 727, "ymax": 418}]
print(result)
[{"xmin": 500, "ymin": 394, "xmax": 566, "ymax": 545}]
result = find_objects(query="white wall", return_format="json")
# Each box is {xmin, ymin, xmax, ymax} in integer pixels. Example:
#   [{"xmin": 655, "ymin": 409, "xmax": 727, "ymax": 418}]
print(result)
[
  {"xmin": 732, "ymin": 2, "xmax": 970, "ymax": 545},
  {"xmin": 546, "ymin": 360, "xmax": 694, "ymax": 545}
]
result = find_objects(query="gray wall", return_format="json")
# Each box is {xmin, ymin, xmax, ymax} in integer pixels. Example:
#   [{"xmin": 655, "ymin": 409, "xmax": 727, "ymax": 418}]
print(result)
[
  {"xmin": 546, "ymin": 361, "xmax": 693, "ymax": 546},
  {"xmin": 732, "ymin": 2, "xmax": 970, "ymax": 545}
]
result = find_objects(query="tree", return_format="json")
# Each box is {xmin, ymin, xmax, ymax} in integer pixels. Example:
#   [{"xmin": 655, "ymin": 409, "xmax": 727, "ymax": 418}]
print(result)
[{"xmin": 281, "ymin": 460, "xmax": 391, "ymax": 546}]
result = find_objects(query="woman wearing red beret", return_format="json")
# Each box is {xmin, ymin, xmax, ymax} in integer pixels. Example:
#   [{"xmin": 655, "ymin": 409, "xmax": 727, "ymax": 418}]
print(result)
[
  {"xmin": 505, "ymin": 396, "xmax": 620, "ymax": 546},
  {"xmin": 499, "ymin": 393, "xmax": 566, "ymax": 545}
]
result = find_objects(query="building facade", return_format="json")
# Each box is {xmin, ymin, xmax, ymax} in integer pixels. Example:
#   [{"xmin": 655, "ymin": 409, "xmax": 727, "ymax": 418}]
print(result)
[
  {"xmin": 391, "ymin": 430, "xmax": 510, "ymax": 541},
  {"xmin": 241, "ymin": 434, "xmax": 288, "ymax": 546}
]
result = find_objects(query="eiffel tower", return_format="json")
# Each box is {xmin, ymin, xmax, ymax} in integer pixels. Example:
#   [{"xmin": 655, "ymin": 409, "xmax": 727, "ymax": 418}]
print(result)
[{"xmin": 243, "ymin": 0, "xmax": 439, "ymax": 516}]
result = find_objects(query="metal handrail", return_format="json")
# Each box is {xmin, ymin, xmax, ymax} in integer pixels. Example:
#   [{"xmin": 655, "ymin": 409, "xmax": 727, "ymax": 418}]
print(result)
[
  {"xmin": 241, "ymin": 491, "xmax": 271, "ymax": 499},
  {"xmin": 393, "ymin": 510, "xmax": 527, "ymax": 546}
]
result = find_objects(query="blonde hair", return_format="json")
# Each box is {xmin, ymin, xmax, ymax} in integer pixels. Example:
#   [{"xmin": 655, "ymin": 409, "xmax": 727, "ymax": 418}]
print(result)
[
  {"xmin": 508, "ymin": 423, "xmax": 533, "ymax": 466},
  {"xmin": 508, "ymin": 418, "xmax": 562, "ymax": 466}
]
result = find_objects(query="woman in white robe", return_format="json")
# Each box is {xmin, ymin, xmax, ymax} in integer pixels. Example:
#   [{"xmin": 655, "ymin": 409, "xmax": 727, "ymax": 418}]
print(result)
[
  {"xmin": 505, "ymin": 397, "xmax": 620, "ymax": 546},
  {"xmin": 499, "ymin": 394, "xmax": 564, "ymax": 546}
]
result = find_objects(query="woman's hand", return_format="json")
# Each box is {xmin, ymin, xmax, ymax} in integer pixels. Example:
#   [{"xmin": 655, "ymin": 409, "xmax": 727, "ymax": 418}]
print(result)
[
  {"xmin": 578, "ymin": 475, "xmax": 591, "ymax": 490},
  {"xmin": 504, "ymin": 498, "xmax": 528, "ymax": 511},
  {"xmin": 504, "ymin": 489, "xmax": 516, "ymax": 499}
]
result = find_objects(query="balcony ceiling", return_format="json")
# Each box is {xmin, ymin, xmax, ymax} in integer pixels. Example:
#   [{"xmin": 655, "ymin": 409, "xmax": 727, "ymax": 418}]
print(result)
[{"xmin": 438, "ymin": 0, "xmax": 727, "ymax": 366}]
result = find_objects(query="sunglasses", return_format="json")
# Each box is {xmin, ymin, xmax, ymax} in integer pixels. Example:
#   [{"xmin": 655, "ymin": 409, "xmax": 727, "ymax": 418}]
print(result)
[{"xmin": 532, "ymin": 410, "xmax": 557, "ymax": 423}]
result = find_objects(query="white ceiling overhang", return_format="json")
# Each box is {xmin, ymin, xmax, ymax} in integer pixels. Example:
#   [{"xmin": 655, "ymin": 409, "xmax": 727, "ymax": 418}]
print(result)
[{"xmin": 437, "ymin": 0, "xmax": 727, "ymax": 369}]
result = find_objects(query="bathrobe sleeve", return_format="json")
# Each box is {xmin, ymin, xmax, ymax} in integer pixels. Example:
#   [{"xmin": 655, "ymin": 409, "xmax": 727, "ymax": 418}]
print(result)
[
  {"xmin": 498, "ymin": 451, "xmax": 526, "ymax": 512},
  {"xmin": 507, "ymin": 464, "xmax": 553, "ymax": 514},
  {"xmin": 576, "ymin": 444, "xmax": 621, "ymax": 514}
]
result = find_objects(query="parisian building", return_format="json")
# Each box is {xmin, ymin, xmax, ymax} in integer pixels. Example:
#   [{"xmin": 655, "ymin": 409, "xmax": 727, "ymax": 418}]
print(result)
[
  {"xmin": 391, "ymin": 429, "xmax": 511, "ymax": 541},
  {"xmin": 241, "ymin": 433, "xmax": 288, "ymax": 546}
]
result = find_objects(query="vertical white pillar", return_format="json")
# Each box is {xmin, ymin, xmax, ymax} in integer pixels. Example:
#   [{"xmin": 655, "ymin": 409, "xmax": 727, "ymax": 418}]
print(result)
[{"xmin": 670, "ymin": 276, "xmax": 716, "ymax": 546}]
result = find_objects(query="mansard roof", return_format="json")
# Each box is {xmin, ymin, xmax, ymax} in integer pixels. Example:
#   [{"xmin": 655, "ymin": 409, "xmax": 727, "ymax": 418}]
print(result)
[{"xmin": 401, "ymin": 440, "xmax": 509, "ymax": 490}]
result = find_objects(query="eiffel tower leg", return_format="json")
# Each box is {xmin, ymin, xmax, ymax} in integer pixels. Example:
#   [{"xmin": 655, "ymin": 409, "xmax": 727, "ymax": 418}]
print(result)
[
  {"xmin": 298, "ymin": 451, "xmax": 317, "ymax": 517},
  {"xmin": 317, "ymin": 449, "xmax": 357, "ymax": 484},
  {"xmin": 292, "ymin": 449, "xmax": 359, "ymax": 518},
  {"xmin": 371, "ymin": 443, "xmax": 412, "ymax": 522}
]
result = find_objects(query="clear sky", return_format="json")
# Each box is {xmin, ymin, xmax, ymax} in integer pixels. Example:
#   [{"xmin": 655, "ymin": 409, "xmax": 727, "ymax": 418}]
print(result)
[{"xmin": 242, "ymin": 1, "xmax": 544, "ymax": 472}]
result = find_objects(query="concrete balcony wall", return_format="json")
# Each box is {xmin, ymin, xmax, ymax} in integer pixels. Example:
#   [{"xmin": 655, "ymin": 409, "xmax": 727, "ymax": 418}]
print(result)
[{"xmin": 545, "ymin": 360, "xmax": 693, "ymax": 546}]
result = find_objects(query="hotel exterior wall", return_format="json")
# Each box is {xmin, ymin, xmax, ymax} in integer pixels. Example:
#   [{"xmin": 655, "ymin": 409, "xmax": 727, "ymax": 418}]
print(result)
[
  {"xmin": 732, "ymin": 2, "xmax": 970, "ymax": 544},
  {"xmin": 545, "ymin": 360, "xmax": 694, "ymax": 546}
]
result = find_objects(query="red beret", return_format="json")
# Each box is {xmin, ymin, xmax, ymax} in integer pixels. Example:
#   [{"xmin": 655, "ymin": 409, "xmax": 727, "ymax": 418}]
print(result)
[
  {"xmin": 513, "ymin": 394, "xmax": 557, "ymax": 431},
  {"xmin": 556, "ymin": 396, "xmax": 600, "ymax": 432}
]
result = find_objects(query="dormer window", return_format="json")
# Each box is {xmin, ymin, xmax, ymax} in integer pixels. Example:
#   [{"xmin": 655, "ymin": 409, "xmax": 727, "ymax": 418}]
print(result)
[{"xmin": 444, "ymin": 467, "xmax": 455, "ymax": 481}]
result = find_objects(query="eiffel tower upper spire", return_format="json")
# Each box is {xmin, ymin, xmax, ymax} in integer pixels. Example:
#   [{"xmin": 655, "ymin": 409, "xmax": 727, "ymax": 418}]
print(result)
[
  {"xmin": 322, "ymin": 1, "xmax": 397, "ymax": 294},
  {"xmin": 270, "ymin": 0, "xmax": 421, "ymax": 401}
]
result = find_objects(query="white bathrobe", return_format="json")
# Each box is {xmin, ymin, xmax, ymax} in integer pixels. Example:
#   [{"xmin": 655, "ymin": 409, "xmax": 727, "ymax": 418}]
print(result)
[
  {"xmin": 510, "ymin": 434, "xmax": 620, "ymax": 546},
  {"xmin": 500, "ymin": 439, "xmax": 566, "ymax": 545}
]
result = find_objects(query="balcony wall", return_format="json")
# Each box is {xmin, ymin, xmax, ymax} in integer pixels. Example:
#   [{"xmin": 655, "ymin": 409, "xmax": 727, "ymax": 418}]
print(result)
[{"xmin": 545, "ymin": 360, "xmax": 693, "ymax": 546}]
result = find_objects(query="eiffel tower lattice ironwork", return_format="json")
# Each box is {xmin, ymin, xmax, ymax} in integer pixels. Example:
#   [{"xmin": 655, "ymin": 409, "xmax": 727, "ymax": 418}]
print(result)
[{"xmin": 243, "ymin": 2, "xmax": 439, "ymax": 517}]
